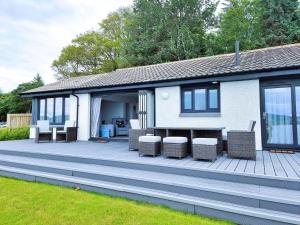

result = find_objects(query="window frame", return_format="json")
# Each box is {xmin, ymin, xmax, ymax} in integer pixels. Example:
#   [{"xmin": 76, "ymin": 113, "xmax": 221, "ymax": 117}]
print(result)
[
  {"xmin": 38, "ymin": 96, "xmax": 70, "ymax": 125},
  {"xmin": 181, "ymin": 84, "xmax": 220, "ymax": 113}
]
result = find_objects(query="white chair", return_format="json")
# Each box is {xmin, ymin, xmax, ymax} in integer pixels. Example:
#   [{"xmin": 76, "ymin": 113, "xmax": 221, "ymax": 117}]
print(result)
[{"xmin": 35, "ymin": 120, "xmax": 52, "ymax": 143}]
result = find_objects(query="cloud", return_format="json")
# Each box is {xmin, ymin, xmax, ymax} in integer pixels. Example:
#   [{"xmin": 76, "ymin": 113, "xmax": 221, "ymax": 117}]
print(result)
[{"xmin": 0, "ymin": 0, "xmax": 133, "ymax": 93}]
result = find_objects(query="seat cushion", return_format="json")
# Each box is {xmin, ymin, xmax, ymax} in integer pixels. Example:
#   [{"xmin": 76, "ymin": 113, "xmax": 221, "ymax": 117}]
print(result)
[
  {"xmin": 139, "ymin": 136, "xmax": 161, "ymax": 143},
  {"xmin": 56, "ymin": 130, "xmax": 66, "ymax": 134},
  {"xmin": 163, "ymin": 137, "xmax": 188, "ymax": 144},
  {"xmin": 193, "ymin": 138, "xmax": 217, "ymax": 145}
]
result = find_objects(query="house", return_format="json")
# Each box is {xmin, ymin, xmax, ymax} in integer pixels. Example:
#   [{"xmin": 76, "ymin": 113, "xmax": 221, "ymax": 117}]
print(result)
[{"xmin": 22, "ymin": 43, "xmax": 300, "ymax": 151}]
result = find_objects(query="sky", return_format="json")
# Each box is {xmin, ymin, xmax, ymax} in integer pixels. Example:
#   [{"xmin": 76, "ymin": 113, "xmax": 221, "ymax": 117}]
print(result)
[{"xmin": 0, "ymin": 0, "xmax": 133, "ymax": 93}]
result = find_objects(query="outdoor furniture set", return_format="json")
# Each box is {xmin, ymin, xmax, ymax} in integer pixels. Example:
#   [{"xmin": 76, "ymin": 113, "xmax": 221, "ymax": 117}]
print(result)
[
  {"xmin": 35, "ymin": 120, "xmax": 77, "ymax": 143},
  {"xmin": 129, "ymin": 120, "xmax": 256, "ymax": 161}
]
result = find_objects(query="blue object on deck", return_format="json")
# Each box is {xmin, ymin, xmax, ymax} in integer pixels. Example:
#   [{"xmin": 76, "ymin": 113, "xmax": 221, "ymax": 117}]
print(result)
[{"xmin": 101, "ymin": 129, "xmax": 110, "ymax": 138}]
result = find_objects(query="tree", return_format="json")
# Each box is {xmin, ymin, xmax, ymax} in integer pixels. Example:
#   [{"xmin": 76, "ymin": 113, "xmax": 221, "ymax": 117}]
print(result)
[
  {"xmin": 260, "ymin": 0, "xmax": 300, "ymax": 46},
  {"xmin": 124, "ymin": 0, "xmax": 218, "ymax": 66},
  {"xmin": 52, "ymin": 8, "xmax": 131, "ymax": 79},
  {"xmin": 0, "ymin": 74, "xmax": 44, "ymax": 121},
  {"xmin": 213, "ymin": 0, "xmax": 263, "ymax": 53}
]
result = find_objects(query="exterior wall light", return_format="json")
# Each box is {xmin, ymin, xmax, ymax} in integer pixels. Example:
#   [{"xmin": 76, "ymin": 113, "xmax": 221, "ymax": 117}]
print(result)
[{"xmin": 161, "ymin": 92, "xmax": 169, "ymax": 100}]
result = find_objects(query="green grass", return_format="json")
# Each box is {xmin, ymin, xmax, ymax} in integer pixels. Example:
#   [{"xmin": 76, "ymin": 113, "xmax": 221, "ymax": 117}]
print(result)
[
  {"xmin": 0, "ymin": 177, "xmax": 235, "ymax": 225},
  {"xmin": 0, "ymin": 127, "xmax": 29, "ymax": 141}
]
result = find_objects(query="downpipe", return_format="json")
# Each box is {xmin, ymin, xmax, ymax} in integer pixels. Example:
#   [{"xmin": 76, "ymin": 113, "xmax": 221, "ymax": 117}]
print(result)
[{"xmin": 71, "ymin": 92, "xmax": 79, "ymax": 141}]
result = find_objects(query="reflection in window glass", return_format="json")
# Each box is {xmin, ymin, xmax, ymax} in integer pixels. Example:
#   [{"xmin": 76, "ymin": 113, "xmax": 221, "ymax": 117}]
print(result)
[
  {"xmin": 184, "ymin": 91, "xmax": 192, "ymax": 110},
  {"xmin": 209, "ymin": 89, "xmax": 218, "ymax": 109},
  {"xmin": 64, "ymin": 98, "xmax": 70, "ymax": 121},
  {"xmin": 195, "ymin": 89, "xmax": 206, "ymax": 110},
  {"xmin": 47, "ymin": 98, "xmax": 54, "ymax": 123},
  {"xmin": 55, "ymin": 97, "xmax": 63, "ymax": 123},
  {"xmin": 39, "ymin": 99, "xmax": 45, "ymax": 120}
]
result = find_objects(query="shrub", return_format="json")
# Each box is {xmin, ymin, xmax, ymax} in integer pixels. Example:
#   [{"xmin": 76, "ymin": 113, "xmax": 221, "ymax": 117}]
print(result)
[{"xmin": 0, "ymin": 127, "xmax": 29, "ymax": 141}]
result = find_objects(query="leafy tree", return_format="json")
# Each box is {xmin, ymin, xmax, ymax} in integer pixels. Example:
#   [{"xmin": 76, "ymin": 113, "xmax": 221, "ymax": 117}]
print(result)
[
  {"xmin": 0, "ymin": 74, "xmax": 44, "ymax": 121},
  {"xmin": 124, "ymin": 0, "xmax": 218, "ymax": 66},
  {"xmin": 260, "ymin": 0, "xmax": 300, "ymax": 46},
  {"xmin": 52, "ymin": 8, "xmax": 131, "ymax": 79},
  {"xmin": 211, "ymin": 0, "xmax": 263, "ymax": 54}
]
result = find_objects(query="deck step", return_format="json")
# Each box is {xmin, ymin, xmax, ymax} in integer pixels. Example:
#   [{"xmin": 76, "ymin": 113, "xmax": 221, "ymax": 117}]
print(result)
[
  {"xmin": 0, "ymin": 154, "xmax": 299, "ymax": 215},
  {"xmin": 0, "ymin": 164, "xmax": 299, "ymax": 225},
  {"xmin": 0, "ymin": 149, "xmax": 299, "ymax": 190}
]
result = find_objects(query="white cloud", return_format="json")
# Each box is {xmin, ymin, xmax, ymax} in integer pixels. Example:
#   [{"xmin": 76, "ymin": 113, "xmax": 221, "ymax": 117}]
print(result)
[{"xmin": 0, "ymin": 0, "xmax": 133, "ymax": 93}]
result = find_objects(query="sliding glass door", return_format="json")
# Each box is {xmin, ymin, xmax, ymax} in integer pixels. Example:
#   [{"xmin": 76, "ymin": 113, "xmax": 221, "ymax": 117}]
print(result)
[{"xmin": 262, "ymin": 82, "xmax": 300, "ymax": 150}]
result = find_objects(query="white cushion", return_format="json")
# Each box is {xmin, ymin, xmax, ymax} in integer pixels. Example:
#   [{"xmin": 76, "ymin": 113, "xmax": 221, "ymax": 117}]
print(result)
[
  {"xmin": 193, "ymin": 138, "xmax": 217, "ymax": 145},
  {"xmin": 37, "ymin": 120, "xmax": 50, "ymax": 133},
  {"xmin": 139, "ymin": 136, "xmax": 161, "ymax": 143},
  {"xmin": 163, "ymin": 137, "xmax": 188, "ymax": 144},
  {"xmin": 130, "ymin": 119, "xmax": 140, "ymax": 129},
  {"xmin": 64, "ymin": 120, "xmax": 75, "ymax": 132}
]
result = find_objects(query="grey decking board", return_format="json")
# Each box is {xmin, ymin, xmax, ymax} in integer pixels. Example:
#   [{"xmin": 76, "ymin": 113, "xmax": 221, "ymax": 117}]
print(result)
[
  {"xmin": 284, "ymin": 154, "xmax": 300, "ymax": 178},
  {"xmin": 235, "ymin": 159, "xmax": 248, "ymax": 173},
  {"xmin": 276, "ymin": 153, "xmax": 298, "ymax": 179},
  {"xmin": 255, "ymin": 151, "xmax": 265, "ymax": 175},
  {"xmin": 226, "ymin": 159, "xmax": 240, "ymax": 172},
  {"xmin": 269, "ymin": 153, "xmax": 287, "ymax": 177},
  {"xmin": 245, "ymin": 159, "xmax": 256, "ymax": 175},
  {"xmin": 263, "ymin": 151, "xmax": 276, "ymax": 177},
  {"xmin": 217, "ymin": 158, "xmax": 232, "ymax": 171}
]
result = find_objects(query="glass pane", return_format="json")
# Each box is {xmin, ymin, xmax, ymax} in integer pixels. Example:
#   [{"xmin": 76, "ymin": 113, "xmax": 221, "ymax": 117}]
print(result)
[
  {"xmin": 264, "ymin": 87, "xmax": 293, "ymax": 145},
  {"xmin": 55, "ymin": 98, "xmax": 63, "ymax": 123},
  {"xmin": 296, "ymin": 87, "xmax": 300, "ymax": 144},
  {"xmin": 194, "ymin": 89, "xmax": 206, "ymax": 110},
  {"xmin": 39, "ymin": 99, "xmax": 45, "ymax": 120},
  {"xmin": 64, "ymin": 97, "xmax": 70, "ymax": 121},
  {"xmin": 46, "ymin": 98, "xmax": 54, "ymax": 123},
  {"xmin": 209, "ymin": 89, "xmax": 218, "ymax": 109},
  {"xmin": 183, "ymin": 91, "xmax": 192, "ymax": 110}
]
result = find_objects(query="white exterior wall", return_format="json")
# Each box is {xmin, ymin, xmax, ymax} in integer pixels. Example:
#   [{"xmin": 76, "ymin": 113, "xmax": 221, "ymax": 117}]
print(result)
[
  {"xmin": 70, "ymin": 93, "xmax": 91, "ymax": 141},
  {"xmin": 155, "ymin": 80, "xmax": 262, "ymax": 150}
]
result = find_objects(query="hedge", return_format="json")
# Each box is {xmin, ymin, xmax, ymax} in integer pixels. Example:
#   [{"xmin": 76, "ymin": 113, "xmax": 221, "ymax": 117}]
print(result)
[{"xmin": 0, "ymin": 127, "xmax": 30, "ymax": 141}]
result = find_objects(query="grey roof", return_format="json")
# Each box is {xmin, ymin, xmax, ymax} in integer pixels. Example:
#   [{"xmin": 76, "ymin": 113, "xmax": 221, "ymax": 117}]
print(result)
[{"xmin": 24, "ymin": 43, "xmax": 300, "ymax": 94}]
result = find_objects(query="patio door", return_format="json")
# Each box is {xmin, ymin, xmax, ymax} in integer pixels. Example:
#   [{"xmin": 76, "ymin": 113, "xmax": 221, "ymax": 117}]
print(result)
[
  {"xmin": 138, "ymin": 90, "xmax": 155, "ymax": 128},
  {"xmin": 261, "ymin": 81, "xmax": 300, "ymax": 150}
]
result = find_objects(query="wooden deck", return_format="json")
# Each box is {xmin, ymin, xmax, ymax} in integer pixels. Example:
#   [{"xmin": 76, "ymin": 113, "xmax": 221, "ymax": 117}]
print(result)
[{"xmin": 0, "ymin": 140, "xmax": 299, "ymax": 181}]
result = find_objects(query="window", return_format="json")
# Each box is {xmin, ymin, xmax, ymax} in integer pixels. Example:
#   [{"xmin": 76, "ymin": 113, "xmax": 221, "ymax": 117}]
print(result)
[
  {"xmin": 181, "ymin": 85, "xmax": 220, "ymax": 113},
  {"xmin": 55, "ymin": 97, "xmax": 63, "ymax": 123},
  {"xmin": 39, "ymin": 97, "xmax": 70, "ymax": 124}
]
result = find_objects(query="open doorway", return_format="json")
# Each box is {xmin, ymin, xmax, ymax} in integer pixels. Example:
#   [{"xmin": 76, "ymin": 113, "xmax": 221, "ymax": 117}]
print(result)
[{"xmin": 91, "ymin": 92, "xmax": 138, "ymax": 140}]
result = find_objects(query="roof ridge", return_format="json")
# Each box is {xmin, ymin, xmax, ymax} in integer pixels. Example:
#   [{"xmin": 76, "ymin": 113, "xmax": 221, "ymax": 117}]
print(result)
[{"xmin": 115, "ymin": 43, "xmax": 300, "ymax": 72}]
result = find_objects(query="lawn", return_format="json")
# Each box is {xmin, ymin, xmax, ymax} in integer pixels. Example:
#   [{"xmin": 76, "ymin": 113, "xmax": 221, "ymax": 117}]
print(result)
[{"xmin": 0, "ymin": 177, "xmax": 235, "ymax": 225}]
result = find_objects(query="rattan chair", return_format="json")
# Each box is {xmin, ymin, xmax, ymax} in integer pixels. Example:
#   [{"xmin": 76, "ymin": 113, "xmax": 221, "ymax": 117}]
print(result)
[
  {"xmin": 129, "ymin": 119, "xmax": 153, "ymax": 150},
  {"xmin": 56, "ymin": 120, "xmax": 77, "ymax": 142},
  {"xmin": 227, "ymin": 120, "xmax": 256, "ymax": 160},
  {"xmin": 35, "ymin": 120, "xmax": 52, "ymax": 143}
]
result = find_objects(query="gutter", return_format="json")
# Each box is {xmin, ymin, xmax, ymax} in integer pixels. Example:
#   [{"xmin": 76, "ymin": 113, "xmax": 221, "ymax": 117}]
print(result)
[{"xmin": 71, "ymin": 92, "xmax": 79, "ymax": 141}]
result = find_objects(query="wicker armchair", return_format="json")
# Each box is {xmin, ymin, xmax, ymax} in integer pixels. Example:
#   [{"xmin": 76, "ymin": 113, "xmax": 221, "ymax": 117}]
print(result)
[
  {"xmin": 35, "ymin": 120, "xmax": 52, "ymax": 143},
  {"xmin": 227, "ymin": 121, "xmax": 256, "ymax": 160},
  {"xmin": 56, "ymin": 120, "xmax": 77, "ymax": 142},
  {"xmin": 129, "ymin": 119, "xmax": 153, "ymax": 150}
]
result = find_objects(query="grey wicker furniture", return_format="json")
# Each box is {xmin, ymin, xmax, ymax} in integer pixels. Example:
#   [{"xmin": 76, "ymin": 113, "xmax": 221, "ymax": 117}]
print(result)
[
  {"xmin": 56, "ymin": 120, "xmax": 77, "ymax": 143},
  {"xmin": 129, "ymin": 119, "xmax": 154, "ymax": 150},
  {"xmin": 35, "ymin": 120, "xmax": 52, "ymax": 143},
  {"xmin": 227, "ymin": 120, "xmax": 256, "ymax": 160},
  {"xmin": 192, "ymin": 138, "xmax": 218, "ymax": 161},
  {"xmin": 163, "ymin": 137, "xmax": 188, "ymax": 159},
  {"xmin": 138, "ymin": 136, "xmax": 161, "ymax": 157}
]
